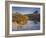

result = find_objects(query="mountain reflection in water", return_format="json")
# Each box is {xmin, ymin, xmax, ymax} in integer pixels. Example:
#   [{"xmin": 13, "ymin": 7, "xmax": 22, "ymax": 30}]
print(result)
[{"xmin": 12, "ymin": 20, "xmax": 40, "ymax": 31}]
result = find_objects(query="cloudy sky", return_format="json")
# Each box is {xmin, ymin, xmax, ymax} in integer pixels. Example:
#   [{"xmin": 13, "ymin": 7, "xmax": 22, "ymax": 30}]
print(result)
[{"xmin": 12, "ymin": 7, "xmax": 40, "ymax": 14}]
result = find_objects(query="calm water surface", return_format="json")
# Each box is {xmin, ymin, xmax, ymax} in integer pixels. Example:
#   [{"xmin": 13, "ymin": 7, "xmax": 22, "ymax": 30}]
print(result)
[{"xmin": 12, "ymin": 20, "xmax": 40, "ymax": 31}]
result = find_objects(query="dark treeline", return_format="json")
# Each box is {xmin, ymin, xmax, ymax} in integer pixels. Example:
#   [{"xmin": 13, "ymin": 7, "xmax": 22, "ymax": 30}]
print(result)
[{"xmin": 24, "ymin": 14, "xmax": 40, "ymax": 22}]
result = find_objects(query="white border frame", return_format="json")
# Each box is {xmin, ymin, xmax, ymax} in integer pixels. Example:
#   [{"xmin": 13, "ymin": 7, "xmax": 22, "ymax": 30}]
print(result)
[{"xmin": 9, "ymin": 4, "xmax": 43, "ymax": 34}]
